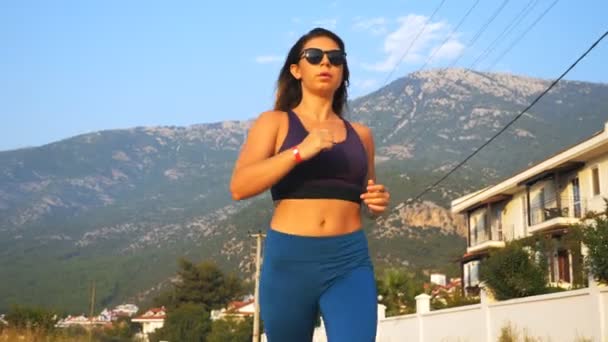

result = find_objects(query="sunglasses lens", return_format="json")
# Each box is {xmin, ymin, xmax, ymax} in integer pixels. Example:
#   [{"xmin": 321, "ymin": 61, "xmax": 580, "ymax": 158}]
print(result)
[
  {"xmin": 327, "ymin": 51, "xmax": 345, "ymax": 66},
  {"xmin": 304, "ymin": 49, "xmax": 324, "ymax": 64}
]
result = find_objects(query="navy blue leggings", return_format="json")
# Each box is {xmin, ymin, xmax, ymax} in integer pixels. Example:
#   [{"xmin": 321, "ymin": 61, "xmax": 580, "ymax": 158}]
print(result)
[{"xmin": 260, "ymin": 228, "xmax": 377, "ymax": 342}]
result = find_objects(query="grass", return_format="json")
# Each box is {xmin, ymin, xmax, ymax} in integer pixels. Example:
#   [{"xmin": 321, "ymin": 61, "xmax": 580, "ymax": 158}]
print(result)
[
  {"xmin": 1, "ymin": 327, "xmax": 83, "ymax": 342},
  {"xmin": 0, "ymin": 326, "xmax": 140, "ymax": 342}
]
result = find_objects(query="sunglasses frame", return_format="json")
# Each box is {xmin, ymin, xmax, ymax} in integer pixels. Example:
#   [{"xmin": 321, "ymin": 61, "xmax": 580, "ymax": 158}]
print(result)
[{"xmin": 299, "ymin": 48, "xmax": 347, "ymax": 66}]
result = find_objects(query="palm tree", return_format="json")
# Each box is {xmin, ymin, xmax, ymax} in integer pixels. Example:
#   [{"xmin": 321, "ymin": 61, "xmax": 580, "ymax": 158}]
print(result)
[{"xmin": 376, "ymin": 268, "xmax": 422, "ymax": 316}]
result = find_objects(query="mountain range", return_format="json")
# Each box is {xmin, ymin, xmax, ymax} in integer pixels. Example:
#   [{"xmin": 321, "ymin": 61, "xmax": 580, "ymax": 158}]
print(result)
[{"xmin": 1, "ymin": 68, "xmax": 607, "ymax": 313}]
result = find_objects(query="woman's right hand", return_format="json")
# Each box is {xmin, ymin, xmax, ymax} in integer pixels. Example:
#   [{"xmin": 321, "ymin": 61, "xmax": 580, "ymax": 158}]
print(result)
[{"xmin": 298, "ymin": 128, "xmax": 335, "ymax": 161}]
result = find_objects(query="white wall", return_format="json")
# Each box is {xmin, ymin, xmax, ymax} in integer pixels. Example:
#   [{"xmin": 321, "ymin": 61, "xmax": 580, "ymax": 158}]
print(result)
[
  {"xmin": 143, "ymin": 321, "xmax": 164, "ymax": 334},
  {"xmin": 261, "ymin": 283, "xmax": 607, "ymax": 342},
  {"xmin": 301, "ymin": 281, "xmax": 608, "ymax": 342},
  {"xmin": 376, "ymin": 315, "xmax": 419, "ymax": 342},
  {"xmin": 488, "ymin": 289, "xmax": 596, "ymax": 341},
  {"xmin": 421, "ymin": 305, "xmax": 485, "ymax": 342},
  {"xmin": 370, "ymin": 283, "xmax": 607, "ymax": 342},
  {"xmin": 601, "ymin": 287, "xmax": 608, "ymax": 338}
]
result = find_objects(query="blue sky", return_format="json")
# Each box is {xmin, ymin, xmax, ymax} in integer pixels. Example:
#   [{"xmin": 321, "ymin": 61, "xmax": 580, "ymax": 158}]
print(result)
[{"xmin": 1, "ymin": 0, "xmax": 607, "ymax": 151}]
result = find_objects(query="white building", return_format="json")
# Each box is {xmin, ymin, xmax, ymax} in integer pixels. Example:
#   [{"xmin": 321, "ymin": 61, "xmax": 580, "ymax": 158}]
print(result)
[
  {"xmin": 55, "ymin": 314, "xmax": 111, "ymax": 328},
  {"xmin": 451, "ymin": 121, "xmax": 608, "ymax": 294},
  {"xmin": 210, "ymin": 299, "xmax": 255, "ymax": 321},
  {"xmin": 131, "ymin": 307, "xmax": 166, "ymax": 342},
  {"xmin": 113, "ymin": 304, "xmax": 139, "ymax": 317},
  {"xmin": 430, "ymin": 273, "xmax": 447, "ymax": 286}
]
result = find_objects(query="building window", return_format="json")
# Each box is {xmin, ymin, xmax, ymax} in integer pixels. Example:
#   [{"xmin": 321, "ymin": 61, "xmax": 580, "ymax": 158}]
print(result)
[
  {"xmin": 464, "ymin": 260, "xmax": 480, "ymax": 288},
  {"xmin": 475, "ymin": 212, "xmax": 487, "ymax": 244},
  {"xmin": 557, "ymin": 250, "xmax": 571, "ymax": 283},
  {"xmin": 470, "ymin": 260, "xmax": 480, "ymax": 286},
  {"xmin": 469, "ymin": 208, "xmax": 488, "ymax": 246},
  {"xmin": 592, "ymin": 167, "xmax": 600, "ymax": 196}
]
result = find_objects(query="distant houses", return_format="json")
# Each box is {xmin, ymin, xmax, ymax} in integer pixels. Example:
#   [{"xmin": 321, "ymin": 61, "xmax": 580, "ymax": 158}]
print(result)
[
  {"xmin": 46, "ymin": 295, "xmax": 258, "ymax": 342},
  {"xmin": 55, "ymin": 303, "xmax": 140, "ymax": 328},
  {"xmin": 51, "ymin": 303, "xmax": 164, "ymax": 342}
]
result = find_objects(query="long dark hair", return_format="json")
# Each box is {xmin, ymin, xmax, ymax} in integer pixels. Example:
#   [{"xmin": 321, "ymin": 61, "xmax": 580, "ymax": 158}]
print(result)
[{"xmin": 274, "ymin": 27, "xmax": 350, "ymax": 116}]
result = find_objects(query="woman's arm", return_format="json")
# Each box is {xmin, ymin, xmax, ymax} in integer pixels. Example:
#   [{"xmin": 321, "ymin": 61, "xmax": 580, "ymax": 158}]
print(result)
[
  {"xmin": 230, "ymin": 111, "xmax": 297, "ymax": 200},
  {"xmin": 352, "ymin": 123, "xmax": 376, "ymax": 183},
  {"xmin": 230, "ymin": 111, "xmax": 335, "ymax": 200},
  {"xmin": 352, "ymin": 123, "xmax": 390, "ymax": 215}
]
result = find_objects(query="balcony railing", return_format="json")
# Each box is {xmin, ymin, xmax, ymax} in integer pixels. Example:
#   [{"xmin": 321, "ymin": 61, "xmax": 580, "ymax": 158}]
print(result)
[{"xmin": 528, "ymin": 195, "xmax": 587, "ymax": 227}]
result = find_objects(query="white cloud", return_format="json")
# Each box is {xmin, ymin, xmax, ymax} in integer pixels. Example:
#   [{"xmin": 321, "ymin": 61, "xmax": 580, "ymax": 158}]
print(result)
[
  {"xmin": 362, "ymin": 14, "xmax": 464, "ymax": 72},
  {"xmin": 428, "ymin": 39, "xmax": 464, "ymax": 63},
  {"xmin": 352, "ymin": 17, "xmax": 387, "ymax": 35},
  {"xmin": 255, "ymin": 55, "xmax": 283, "ymax": 64},
  {"xmin": 312, "ymin": 18, "xmax": 338, "ymax": 30},
  {"xmin": 292, "ymin": 17, "xmax": 302, "ymax": 24}
]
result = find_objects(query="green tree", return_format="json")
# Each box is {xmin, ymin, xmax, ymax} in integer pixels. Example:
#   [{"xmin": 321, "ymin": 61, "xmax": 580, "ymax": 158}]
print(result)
[
  {"xmin": 5, "ymin": 304, "xmax": 58, "ymax": 332},
  {"xmin": 148, "ymin": 258, "xmax": 248, "ymax": 341},
  {"xmin": 581, "ymin": 202, "xmax": 608, "ymax": 284},
  {"xmin": 149, "ymin": 303, "xmax": 211, "ymax": 342},
  {"xmin": 479, "ymin": 242, "xmax": 547, "ymax": 300},
  {"xmin": 376, "ymin": 268, "xmax": 423, "ymax": 316},
  {"xmin": 152, "ymin": 287, "xmax": 178, "ymax": 309},
  {"xmin": 154, "ymin": 258, "xmax": 244, "ymax": 311},
  {"xmin": 207, "ymin": 317, "xmax": 253, "ymax": 342}
]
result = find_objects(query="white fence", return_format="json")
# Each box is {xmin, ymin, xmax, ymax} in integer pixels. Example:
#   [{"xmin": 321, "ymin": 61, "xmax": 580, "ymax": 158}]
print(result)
[{"xmin": 308, "ymin": 277, "xmax": 608, "ymax": 342}]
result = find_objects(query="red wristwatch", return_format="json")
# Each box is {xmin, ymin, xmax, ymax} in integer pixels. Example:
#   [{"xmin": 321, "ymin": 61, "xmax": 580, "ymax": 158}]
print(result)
[{"xmin": 292, "ymin": 146, "xmax": 303, "ymax": 163}]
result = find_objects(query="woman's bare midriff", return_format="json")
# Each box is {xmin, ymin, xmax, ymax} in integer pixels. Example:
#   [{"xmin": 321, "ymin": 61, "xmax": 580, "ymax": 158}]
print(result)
[{"xmin": 270, "ymin": 199, "xmax": 362, "ymax": 236}]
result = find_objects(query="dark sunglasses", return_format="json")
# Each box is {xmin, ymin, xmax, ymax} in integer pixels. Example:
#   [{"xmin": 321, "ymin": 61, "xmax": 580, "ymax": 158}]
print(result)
[{"xmin": 300, "ymin": 48, "xmax": 347, "ymax": 66}]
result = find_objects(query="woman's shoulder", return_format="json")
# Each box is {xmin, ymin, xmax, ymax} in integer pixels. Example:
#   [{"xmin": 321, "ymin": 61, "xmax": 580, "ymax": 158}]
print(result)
[
  {"xmin": 250, "ymin": 110, "xmax": 288, "ymax": 130},
  {"xmin": 349, "ymin": 121, "xmax": 374, "ymax": 144},
  {"xmin": 255, "ymin": 110, "xmax": 287, "ymax": 122},
  {"xmin": 256, "ymin": 110, "xmax": 287, "ymax": 124}
]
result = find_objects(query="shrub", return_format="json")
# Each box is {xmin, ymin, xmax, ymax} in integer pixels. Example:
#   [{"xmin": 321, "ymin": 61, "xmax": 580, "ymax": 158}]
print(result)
[{"xmin": 480, "ymin": 242, "xmax": 547, "ymax": 300}]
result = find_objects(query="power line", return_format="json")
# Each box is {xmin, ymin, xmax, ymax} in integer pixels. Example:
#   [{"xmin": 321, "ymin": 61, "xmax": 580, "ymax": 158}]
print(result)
[
  {"xmin": 380, "ymin": 0, "xmax": 554, "ymax": 152},
  {"xmin": 468, "ymin": 0, "xmax": 539, "ymax": 71},
  {"xmin": 410, "ymin": 29, "xmax": 608, "ymax": 203},
  {"xmin": 485, "ymin": 0, "xmax": 560, "ymax": 71},
  {"xmin": 403, "ymin": 0, "xmax": 555, "ymax": 165},
  {"xmin": 418, "ymin": 0, "xmax": 481, "ymax": 72},
  {"xmin": 410, "ymin": 0, "xmax": 542, "ymax": 156},
  {"xmin": 382, "ymin": 0, "xmax": 488, "ymax": 143},
  {"xmin": 381, "ymin": 0, "xmax": 447, "ymax": 86},
  {"xmin": 390, "ymin": 0, "xmax": 512, "ymax": 147},
  {"xmin": 446, "ymin": 0, "xmax": 511, "ymax": 70}
]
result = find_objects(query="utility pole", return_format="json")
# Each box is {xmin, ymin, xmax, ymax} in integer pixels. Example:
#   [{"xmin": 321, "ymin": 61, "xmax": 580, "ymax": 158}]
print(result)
[
  {"xmin": 88, "ymin": 280, "xmax": 96, "ymax": 342},
  {"xmin": 250, "ymin": 231, "xmax": 265, "ymax": 342},
  {"xmin": 89, "ymin": 281, "xmax": 96, "ymax": 319}
]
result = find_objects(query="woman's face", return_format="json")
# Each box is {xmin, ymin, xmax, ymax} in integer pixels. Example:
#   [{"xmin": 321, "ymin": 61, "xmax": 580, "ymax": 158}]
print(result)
[{"xmin": 290, "ymin": 36, "xmax": 345, "ymax": 97}]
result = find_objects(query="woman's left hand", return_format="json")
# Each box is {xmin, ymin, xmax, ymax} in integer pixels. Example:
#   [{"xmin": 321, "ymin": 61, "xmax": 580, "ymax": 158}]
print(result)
[{"xmin": 360, "ymin": 179, "xmax": 390, "ymax": 215}]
